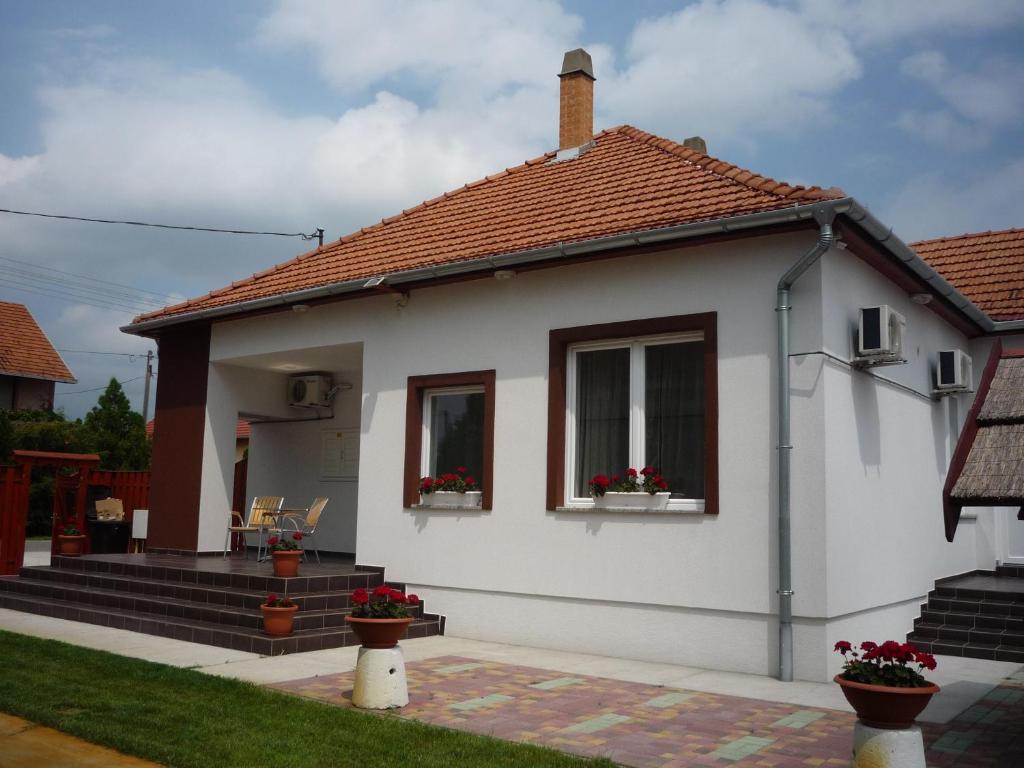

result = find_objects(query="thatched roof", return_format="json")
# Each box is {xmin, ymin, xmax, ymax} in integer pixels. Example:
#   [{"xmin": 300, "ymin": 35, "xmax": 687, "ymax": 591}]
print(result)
[{"xmin": 944, "ymin": 344, "xmax": 1024, "ymax": 541}]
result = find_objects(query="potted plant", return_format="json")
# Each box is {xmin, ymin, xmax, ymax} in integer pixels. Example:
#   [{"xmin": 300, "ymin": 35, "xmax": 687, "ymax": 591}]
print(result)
[
  {"xmin": 261, "ymin": 593, "xmax": 298, "ymax": 636},
  {"xmin": 346, "ymin": 586, "xmax": 420, "ymax": 648},
  {"xmin": 833, "ymin": 640, "xmax": 939, "ymax": 729},
  {"xmin": 418, "ymin": 467, "xmax": 482, "ymax": 508},
  {"xmin": 56, "ymin": 523, "xmax": 87, "ymax": 556},
  {"xmin": 267, "ymin": 531, "xmax": 304, "ymax": 577},
  {"xmin": 590, "ymin": 467, "xmax": 670, "ymax": 509}
]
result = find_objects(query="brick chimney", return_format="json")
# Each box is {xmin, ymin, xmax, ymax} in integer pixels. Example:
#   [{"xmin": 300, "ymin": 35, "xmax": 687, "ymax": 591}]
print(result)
[{"xmin": 558, "ymin": 48, "xmax": 595, "ymax": 150}]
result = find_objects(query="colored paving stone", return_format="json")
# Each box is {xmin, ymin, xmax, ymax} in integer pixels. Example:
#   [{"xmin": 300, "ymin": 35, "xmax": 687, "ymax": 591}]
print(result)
[
  {"xmin": 531, "ymin": 676, "xmax": 586, "ymax": 690},
  {"xmin": 269, "ymin": 657, "xmax": 1024, "ymax": 767},
  {"xmin": 770, "ymin": 710, "xmax": 826, "ymax": 729}
]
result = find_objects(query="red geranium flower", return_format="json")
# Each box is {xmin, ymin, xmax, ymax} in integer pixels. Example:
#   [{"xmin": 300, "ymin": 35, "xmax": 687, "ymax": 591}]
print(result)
[
  {"xmin": 590, "ymin": 474, "xmax": 610, "ymax": 488},
  {"xmin": 266, "ymin": 536, "xmax": 279, "ymax": 546},
  {"xmin": 373, "ymin": 585, "xmax": 390, "ymax": 597},
  {"xmin": 352, "ymin": 588, "xmax": 369, "ymax": 605},
  {"xmin": 611, "ymin": 474, "xmax": 621, "ymax": 483},
  {"xmin": 407, "ymin": 594, "xmax": 420, "ymax": 605},
  {"xmin": 641, "ymin": 466, "xmax": 656, "ymax": 475},
  {"xmin": 456, "ymin": 466, "xmax": 467, "ymax": 473},
  {"xmin": 292, "ymin": 531, "xmax": 303, "ymax": 541},
  {"xmin": 626, "ymin": 468, "xmax": 638, "ymax": 477},
  {"xmin": 465, "ymin": 477, "xmax": 476, "ymax": 486},
  {"xmin": 266, "ymin": 593, "xmax": 278, "ymax": 604},
  {"xmin": 834, "ymin": 640, "xmax": 852, "ymax": 653}
]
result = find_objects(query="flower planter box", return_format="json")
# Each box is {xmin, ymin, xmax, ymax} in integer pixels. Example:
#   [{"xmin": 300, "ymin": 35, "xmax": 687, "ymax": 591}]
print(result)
[
  {"xmin": 57, "ymin": 534, "xmax": 87, "ymax": 556},
  {"xmin": 347, "ymin": 616, "xmax": 414, "ymax": 648},
  {"xmin": 261, "ymin": 604, "xmax": 298, "ymax": 636},
  {"xmin": 271, "ymin": 550, "xmax": 302, "ymax": 577},
  {"xmin": 419, "ymin": 491, "xmax": 482, "ymax": 509},
  {"xmin": 593, "ymin": 491, "xmax": 670, "ymax": 510},
  {"xmin": 834, "ymin": 675, "xmax": 939, "ymax": 729}
]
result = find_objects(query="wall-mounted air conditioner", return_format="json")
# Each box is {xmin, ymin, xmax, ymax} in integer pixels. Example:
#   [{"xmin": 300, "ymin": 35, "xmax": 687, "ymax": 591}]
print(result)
[
  {"xmin": 935, "ymin": 350, "xmax": 972, "ymax": 393},
  {"xmin": 288, "ymin": 374, "xmax": 333, "ymax": 408},
  {"xmin": 855, "ymin": 305, "xmax": 906, "ymax": 363}
]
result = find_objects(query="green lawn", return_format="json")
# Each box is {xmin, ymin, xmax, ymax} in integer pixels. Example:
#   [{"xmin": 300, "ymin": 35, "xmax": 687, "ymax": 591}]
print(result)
[{"xmin": 0, "ymin": 630, "xmax": 616, "ymax": 768}]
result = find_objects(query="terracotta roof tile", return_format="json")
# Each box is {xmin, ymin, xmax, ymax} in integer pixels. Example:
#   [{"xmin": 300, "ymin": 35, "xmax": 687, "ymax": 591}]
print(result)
[
  {"xmin": 136, "ymin": 125, "xmax": 844, "ymax": 323},
  {"xmin": 911, "ymin": 228, "xmax": 1024, "ymax": 321},
  {"xmin": 0, "ymin": 302, "xmax": 75, "ymax": 383}
]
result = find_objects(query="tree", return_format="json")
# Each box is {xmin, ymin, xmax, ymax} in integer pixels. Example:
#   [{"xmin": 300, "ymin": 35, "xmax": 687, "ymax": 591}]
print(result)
[{"xmin": 82, "ymin": 378, "xmax": 150, "ymax": 470}]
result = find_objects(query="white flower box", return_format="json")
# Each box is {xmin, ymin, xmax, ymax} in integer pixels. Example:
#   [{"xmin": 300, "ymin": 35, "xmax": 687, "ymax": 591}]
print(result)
[
  {"xmin": 592, "ymin": 491, "xmax": 670, "ymax": 510},
  {"xmin": 418, "ymin": 490, "xmax": 483, "ymax": 509}
]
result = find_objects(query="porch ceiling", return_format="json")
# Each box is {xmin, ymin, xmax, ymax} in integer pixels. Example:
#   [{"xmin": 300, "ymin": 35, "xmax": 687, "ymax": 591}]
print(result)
[{"xmin": 217, "ymin": 342, "xmax": 362, "ymax": 376}]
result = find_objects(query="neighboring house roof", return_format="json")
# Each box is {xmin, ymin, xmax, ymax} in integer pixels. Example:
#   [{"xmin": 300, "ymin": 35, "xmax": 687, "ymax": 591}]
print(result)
[
  {"xmin": 0, "ymin": 302, "xmax": 75, "ymax": 384},
  {"xmin": 146, "ymin": 418, "xmax": 250, "ymax": 439},
  {"xmin": 943, "ymin": 341, "xmax": 1024, "ymax": 540},
  {"xmin": 912, "ymin": 228, "xmax": 1024, "ymax": 321},
  {"xmin": 133, "ymin": 125, "xmax": 843, "ymax": 324}
]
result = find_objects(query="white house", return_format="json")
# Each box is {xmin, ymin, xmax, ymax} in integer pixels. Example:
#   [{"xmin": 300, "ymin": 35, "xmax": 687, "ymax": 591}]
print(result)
[{"xmin": 124, "ymin": 50, "xmax": 1024, "ymax": 682}]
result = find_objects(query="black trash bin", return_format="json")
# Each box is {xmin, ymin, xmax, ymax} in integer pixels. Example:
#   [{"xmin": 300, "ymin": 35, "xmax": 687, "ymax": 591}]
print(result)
[{"xmin": 89, "ymin": 519, "xmax": 131, "ymax": 554}]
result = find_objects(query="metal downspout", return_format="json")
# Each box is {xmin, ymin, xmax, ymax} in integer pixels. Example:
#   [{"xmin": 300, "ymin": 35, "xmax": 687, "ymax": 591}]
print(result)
[{"xmin": 775, "ymin": 206, "xmax": 836, "ymax": 682}]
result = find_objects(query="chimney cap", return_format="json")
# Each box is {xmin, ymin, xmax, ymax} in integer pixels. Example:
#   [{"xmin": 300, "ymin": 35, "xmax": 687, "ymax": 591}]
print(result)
[{"xmin": 559, "ymin": 48, "xmax": 595, "ymax": 80}]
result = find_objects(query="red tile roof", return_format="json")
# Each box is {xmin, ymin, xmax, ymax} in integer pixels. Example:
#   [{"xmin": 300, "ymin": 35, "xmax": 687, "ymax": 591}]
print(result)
[
  {"xmin": 912, "ymin": 228, "xmax": 1024, "ymax": 321},
  {"xmin": 0, "ymin": 302, "xmax": 75, "ymax": 383},
  {"xmin": 146, "ymin": 418, "xmax": 249, "ymax": 439},
  {"xmin": 136, "ymin": 125, "xmax": 843, "ymax": 323}
]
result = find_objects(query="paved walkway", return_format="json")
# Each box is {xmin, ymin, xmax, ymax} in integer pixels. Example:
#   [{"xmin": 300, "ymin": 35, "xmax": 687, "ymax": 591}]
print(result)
[
  {"xmin": 271, "ymin": 655, "xmax": 1024, "ymax": 767},
  {"xmin": 0, "ymin": 713, "xmax": 159, "ymax": 768}
]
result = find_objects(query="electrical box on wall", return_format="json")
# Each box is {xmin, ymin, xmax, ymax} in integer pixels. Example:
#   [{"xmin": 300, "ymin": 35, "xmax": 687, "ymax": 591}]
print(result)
[
  {"xmin": 935, "ymin": 350, "xmax": 972, "ymax": 394},
  {"xmin": 855, "ymin": 305, "xmax": 906, "ymax": 365},
  {"xmin": 288, "ymin": 374, "xmax": 333, "ymax": 408}
]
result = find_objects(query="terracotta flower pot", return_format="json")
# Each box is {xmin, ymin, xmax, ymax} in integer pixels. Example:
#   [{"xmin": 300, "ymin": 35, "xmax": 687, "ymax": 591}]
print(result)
[
  {"xmin": 57, "ymin": 534, "xmax": 87, "ymax": 556},
  {"xmin": 261, "ymin": 604, "xmax": 298, "ymax": 636},
  {"xmin": 271, "ymin": 550, "xmax": 302, "ymax": 577},
  {"xmin": 835, "ymin": 675, "xmax": 940, "ymax": 729},
  {"xmin": 346, "ymin": 616, "xmax": 414, "ymax": 648}
]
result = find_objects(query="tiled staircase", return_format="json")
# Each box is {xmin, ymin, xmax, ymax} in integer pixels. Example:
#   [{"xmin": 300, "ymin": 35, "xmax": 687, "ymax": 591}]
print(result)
[
  {"xmin": 0, "ymin": 553, "xmax": 443, "ymax": 655},
  {"xmin": 908, "ymin": 564, "xmax": 1024, "ymax": 663}
]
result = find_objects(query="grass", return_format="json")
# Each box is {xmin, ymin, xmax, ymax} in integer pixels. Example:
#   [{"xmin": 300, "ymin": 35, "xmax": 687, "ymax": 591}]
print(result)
[{"xmin": 0, "ymin": 630, "xmax": 616, "ymax": 768}]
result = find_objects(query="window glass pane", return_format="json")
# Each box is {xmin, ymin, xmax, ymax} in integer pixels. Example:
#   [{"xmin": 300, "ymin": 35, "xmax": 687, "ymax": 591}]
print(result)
[
  {"xmin": 645, "ymin": 341, "xmax": 704, "ymax": 498},
  {"xmin": 574, "ymin": 347, "xmax": 630, "ymax": 497},
  {"xmin": 428, "ymin": 391, "xmax": 485, "ymax": 481}
]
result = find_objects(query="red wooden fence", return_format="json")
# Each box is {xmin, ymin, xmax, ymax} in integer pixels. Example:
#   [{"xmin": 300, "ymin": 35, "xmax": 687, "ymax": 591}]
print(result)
[
  {"xmin": 88, "ymin": 470, "xmax": 151, "ymax": 526},
  {"xmin": 0, "ymin": 464, "xmax": 30, "ymax": 576}
]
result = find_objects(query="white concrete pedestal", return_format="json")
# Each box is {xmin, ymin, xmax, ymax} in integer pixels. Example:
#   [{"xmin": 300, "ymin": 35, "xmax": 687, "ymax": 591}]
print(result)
[
  {"xmin": 851, "ymin": 722, "xmax": 926, "ymax": 768},
  {"xmin": 351, "ymin": 645, "xmax": 409, "ymax": 709}
]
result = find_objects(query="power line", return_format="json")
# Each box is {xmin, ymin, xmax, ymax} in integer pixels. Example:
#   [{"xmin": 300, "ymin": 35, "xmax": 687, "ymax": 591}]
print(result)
[
  {"xmin": 57, "ymin": 349, "xmax": 156, "ymax": 358},
  {"xmin": 0, "ymin": 259, "xmax": 171, "ymax": 305},
  {"xmin": 0, "ymin": 279, "xmax": 142, "ymax": 314},
  {"xmin": 0, "ymin": 276, "xmax": 153, "ymax": 313},
  {"xmin": 0, "ymin": 207, "xmax": 323, "ymax": 242},
  {"xmin": 0, "ymin": 255, "xmax": 176, "ymax": 303},
  {"xmin": 58, "ymin": 375, "xmax": 145, "ymax": 395},
  {"xmin": 0, "ymin": 266, "xmax": 164, "ymax": 310}
]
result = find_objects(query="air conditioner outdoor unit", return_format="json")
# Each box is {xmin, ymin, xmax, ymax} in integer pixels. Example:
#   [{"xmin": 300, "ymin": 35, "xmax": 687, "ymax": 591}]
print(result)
[
  {"xmin": 856, "ymin": 305, "xmax": 906, "ymax": 361},
  {"xmin": 288, "ymin": 374, "xmax": 333, "ymax": 408},
  {"xmin": 935, "ymin": 350, "xmax": 972, "ymax": 393}
]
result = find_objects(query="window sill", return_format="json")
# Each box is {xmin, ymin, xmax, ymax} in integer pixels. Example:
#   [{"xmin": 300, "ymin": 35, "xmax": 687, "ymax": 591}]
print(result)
[
  {"xmin": 555, "ymin": 506, "xmax": 706, "ymax": 515},
  {"xmin": 408, "ymin": 504, "xmax": 489, "ymax": 512}
]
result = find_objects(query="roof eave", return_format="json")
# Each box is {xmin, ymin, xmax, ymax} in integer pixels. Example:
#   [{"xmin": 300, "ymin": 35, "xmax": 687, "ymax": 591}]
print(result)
[
  {"xmin": 122, "ymin": 196, "xmax": 998, "ymax": 336},
  {"xmin": 0, "ymin": 369, "xmax": 77, "ymax": 385}
]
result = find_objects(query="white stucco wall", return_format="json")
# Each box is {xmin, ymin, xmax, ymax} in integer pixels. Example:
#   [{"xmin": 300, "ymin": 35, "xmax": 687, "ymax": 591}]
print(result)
[{"xmin": 192, "ymin": 230, "xmax": 1001, "ymax": 680}]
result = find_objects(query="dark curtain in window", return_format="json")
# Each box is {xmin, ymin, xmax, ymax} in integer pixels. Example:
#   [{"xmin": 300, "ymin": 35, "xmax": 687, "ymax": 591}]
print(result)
[
  {"xmin": 575, "ymin": 347, "xmax": 630, "ymax": 496},
  {"xmin": 429, "ymin": 392, "xmax": 485, "ymax": 480},
  {"xmin": 645, "ymin": 342, "xmax": 704, "ymax": 498}
]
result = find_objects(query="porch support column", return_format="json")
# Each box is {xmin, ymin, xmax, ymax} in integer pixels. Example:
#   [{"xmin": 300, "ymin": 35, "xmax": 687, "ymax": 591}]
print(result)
[
  {"xmin": 197, "ymin": 364, "xmax": 244, "ymax": 552},
  {"xmin": 148, "ymin": 326, "xmax": 211, "ymax": 552}
]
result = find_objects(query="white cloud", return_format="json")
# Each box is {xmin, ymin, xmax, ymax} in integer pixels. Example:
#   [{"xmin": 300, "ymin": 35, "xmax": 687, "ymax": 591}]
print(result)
[
  {"xmin": 901, "ymin": 50, "xmax": 1024, "ymax": 128},
  {"xmin": 895, "ymin": 109, "xmax": 989, "ymax": 150},
  {"xmin": 796, "ymin": 0, "xmax": 1024, "ymax": 45},
  {"xmin": 598, "ymin": 0, "xmax": 862, "ymax": 142},
  {"xmin": 0, "ymin": 154, "xmax": 41, "ymax": 186},
  {"xmin": 884, "ymin": 158, "xmax": 1024, "ymax": 242}
]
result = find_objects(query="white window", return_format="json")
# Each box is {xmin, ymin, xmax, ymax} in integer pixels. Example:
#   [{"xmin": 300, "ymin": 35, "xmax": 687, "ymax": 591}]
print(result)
[
  {"xmin": 420, "ymin": 386, "xmax": 486, "ymax": 480},
  {"xmin": 565, "ymin": 332, "xmax": 705, "ymax": 511}
]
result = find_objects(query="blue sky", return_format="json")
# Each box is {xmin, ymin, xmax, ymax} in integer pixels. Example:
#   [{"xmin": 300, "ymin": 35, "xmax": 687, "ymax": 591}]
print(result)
[{"xmin": 1, "ymin": 0, "xmax": 1022, "ymax": 417}]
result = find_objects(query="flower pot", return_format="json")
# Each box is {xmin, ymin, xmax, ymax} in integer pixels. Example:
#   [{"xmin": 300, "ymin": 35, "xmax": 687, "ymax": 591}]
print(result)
[
  {"xmin": 261, "ymin": 604, "xmax": 298, "ymax": 636},
  {"xmin": 346, "ymin": 616, "xmax": 414, "ymax": 649},
  {"xmin": 592, "ymin": 491, "xmax": 670, "ymax": 510},
  {"xmin": 834, "ymin": 675, "xmax": 940, "ymax": 729},
  {"xmin": 271, "ymin": 550, "xmax": 302, "ymax": 577},
  {"xmin": 57, "ymin": 534, "xmax": 87, "ymax": 556},
  {"xmin": 418, "ymin": 490, "xmax": 482, "ymax": 509}
]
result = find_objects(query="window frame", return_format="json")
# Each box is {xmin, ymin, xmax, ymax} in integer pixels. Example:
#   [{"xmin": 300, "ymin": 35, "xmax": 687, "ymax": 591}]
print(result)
[
  {"xmin": 565, "ymin": 331, "xmax": 706, "ymax": 511},
  {"xmin": 547, "ymin": 313, "xmax": 718, "ymax": 513},
  {"xmin": 420, "ymin": 384, "xmax": 487, "ymax": 481},
  {"xmin": 404, "ymin": 370, "xmax": 495, "ymax": 509}
]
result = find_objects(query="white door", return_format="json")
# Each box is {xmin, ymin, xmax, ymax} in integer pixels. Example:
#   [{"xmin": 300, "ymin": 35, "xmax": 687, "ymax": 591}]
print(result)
[{"xmin": 1001, "ymin": 507, "xmax": 1024, "ymax": 564}]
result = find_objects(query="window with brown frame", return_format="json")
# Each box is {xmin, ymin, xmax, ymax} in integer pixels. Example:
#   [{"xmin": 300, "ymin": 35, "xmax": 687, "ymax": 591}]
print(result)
[
  {"xmin": 546, "ymin": 313, "xmax": 718, "ymax": 513},
  {"xmin": 404, "ymin": 370, "xmax": 496, "ymax": 509}
]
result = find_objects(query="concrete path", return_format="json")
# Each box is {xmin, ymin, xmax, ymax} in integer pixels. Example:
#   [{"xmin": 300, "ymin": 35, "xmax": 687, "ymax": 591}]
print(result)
[{"xmin": 0, "ymin": 713, "xmax": 159, "ymax": 768}]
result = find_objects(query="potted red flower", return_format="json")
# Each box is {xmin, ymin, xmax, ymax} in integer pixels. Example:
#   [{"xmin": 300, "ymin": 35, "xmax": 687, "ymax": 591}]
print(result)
[
  {"xmin": 261, "ymin": 593, "xmax": 298, "ymax": 636},
  {"xmin": 418, "ymin": 467, "xmax": 481, "ymax": 508},
  {"xmin": 346, "ymin": 586, "xmax": 421, "ymax": 648},
  {"xmin": 266, "ymin": 531, "xmax": 304, "ymax": 577},
  {"xmin": 57, "ymin": 523, "xmax": 87, "ymax": 556},
  {"xmin": 833, "ymin": 640, "xmax": 939, "ymax": 729},
  {"xmin": 590, "ymin": 467, "xmax": 670, "ymax": 509}
]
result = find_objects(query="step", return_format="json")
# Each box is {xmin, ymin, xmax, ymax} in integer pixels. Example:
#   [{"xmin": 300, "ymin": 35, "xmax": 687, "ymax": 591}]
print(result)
[
  {"xmin": 924, "ymin": 593, "xmax": 1024, "ymax": 618},
  {"xmin": 48, "ymin": 555, "xmax": 384, "ymax": 594},
  {"xmin": 17, "ymin": 566, "xmax": 354, "ymax": 611},
  {"xmin": 0, "ymin": 589, "xmax": 442, "ymax": 655},
  {"xmin": 934, "ymin": 583, "xmax": 1024, "ymax": 603},
  {"xmin": 912, "ymin": 620, "xmax": 1024, "ymax": 649},
  {"xmin": 996, "ymin": 563, "xmax": 1024, "ymax": 579},
  {"xmin": 907, "ymin": 633, "xmax": 1024, "ymax": 664}
]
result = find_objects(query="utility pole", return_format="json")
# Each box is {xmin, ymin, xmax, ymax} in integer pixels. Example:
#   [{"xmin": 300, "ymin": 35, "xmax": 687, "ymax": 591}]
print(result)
[{"xmin": 142, "ymin": 350, "xmax": 154, "ymax": 423}]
